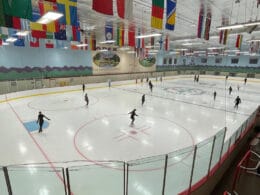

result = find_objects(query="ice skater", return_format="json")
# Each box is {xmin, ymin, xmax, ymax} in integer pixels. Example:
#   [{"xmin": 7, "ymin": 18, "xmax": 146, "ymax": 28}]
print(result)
[
  {"xmin": 196, "ymin": 75, "xmax": 200, "ymax": 82},
  {"xmin": 244, "ymin": 77, "xmax": 247, "ymax": 85},
  {"xmin": 148, "ymin": 80, "xmax": 153, "ymax": 92},
  {"xmin": 37, "ymin": 111, "xmax": 50, "ymax": 133},
  {"xmin": 84, "ymin": 93, "xmax": 89, "ymax": 106},
  {"xmin": 237, "ymin": 84, "xmax": 240, "ymax": 91},
  {"xmin": 194, "ymin": 74, "xmax": 197, "ymax": 82},
  {"xmin": 160, "ymin": 76, "xmax": 162, "ymax": 82},
  {"xmin": 213, "ymin": 91, "xmax": 217, "ymax": 101},
  {"xmin": 225, "ymin": 75, "xmax": 228, "ymax": 80},
  {"xmin": 108, "ymin": 79, "xmax": 111, "ymax": 88},
  {"xmin": 234, "ymin": 96, "xmax": 241, "ymax": 109},
  {"xmin": 128, "ymin": 109, "xmax": 138, "ymax": 125},
  {"xmin": 229, "ymin": 86, "xmax": 232, "ymax": 95},
  {"xmin": 141, "ymin": 94, "xmax": 145, "ymax": 106},
  {"xmin": 82, "ymin": 83, "xmax": 85, "ymax": 93}
]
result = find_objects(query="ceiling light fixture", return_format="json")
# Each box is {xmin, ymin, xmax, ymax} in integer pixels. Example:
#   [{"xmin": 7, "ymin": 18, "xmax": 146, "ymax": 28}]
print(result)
[
  {"xmin": 100, "ymin": 40, "xmax": 115, "ymax": 44},
  {"xmin": 216, "ymin": 24, "xmax": 244, "ymax": 30},
  {"xmin": 37, "ymin": 11, "xmax": 63, "ymax": 24},
  {"xmin": 6, "ymin": 37, "xmax": 17, "ymax": 42},
  {"xmin": 16, "ymin": 31, "xmax": 29, "ymax": 36},
  {"xmin": 136, "ymin": 33, "xmax": 162, "ymax": 39},
  {"xmin": 76, "ymin": 44, "xmax": 88, "ymax": 47}
]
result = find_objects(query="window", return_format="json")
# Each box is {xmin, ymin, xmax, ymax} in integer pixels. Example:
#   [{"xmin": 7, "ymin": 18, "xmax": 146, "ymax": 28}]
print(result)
[
  {"xmin": 215, "ymin": 58, "xmax": 222, "ymax": 63},
  {"xmin": 249, "ymin": 58, "xmax": 258, "ymax": 64},
  {"xmin": 174, "ymin": 58, "xmax": 177, "ymax": 64},
  {"xmin": 201, "ymin": 58, "xmax": 207, "ymax": 63},
  {"xmin": 163, "ymin": 58, "xmax": 167, "ymax": 65},
  {"xmin": 231, "ymin": 58, "xmax": 239, "ymax": 64},
  {"xmin": 169, "ymin": 58, "xmax": 172, "ymax": 64}
]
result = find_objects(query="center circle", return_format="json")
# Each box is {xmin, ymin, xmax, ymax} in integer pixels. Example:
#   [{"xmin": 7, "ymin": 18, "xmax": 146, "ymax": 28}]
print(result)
[{"xmin": 74, "ymin": 114, "xmax": 195, "ymax": 170}]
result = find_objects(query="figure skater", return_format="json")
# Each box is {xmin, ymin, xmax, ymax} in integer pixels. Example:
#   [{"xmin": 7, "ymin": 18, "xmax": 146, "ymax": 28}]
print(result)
[
  {"xmin": 128, "ymin": 109, "xmax": 138, "ymax": 125},
  {"xmin": 234, "ymin": 96, "xmax": 241, "ymax": 109},
  {"xmin": 37, "ymin": 111, "xmax": 50, "ymax": 133},
  {"xmin": 82, "ymin": 83, "xmax": 85, "ymax": 93},
  {"xmin": 213, "ymin": 91, "xmax": 217, "ymax": 101},
  {"xmin": 141, "ymin": 94, "xmax": 145, "ymax": 106},
  {"xmin": 148, "ymin": 80, "xmax": 153, "ymax": 92},
  {"xmin": 229, "ymin": 86, "xmax": 232, "ymax": 95},
  {"xmin": 84, "ymin": 93, "xmax": 89, "ymax": 106}
]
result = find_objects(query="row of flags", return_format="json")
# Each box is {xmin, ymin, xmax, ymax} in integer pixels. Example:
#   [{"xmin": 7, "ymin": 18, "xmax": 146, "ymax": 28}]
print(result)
[
  {"xmin": 197, "ymin": 4, "xmax": 212, "ymax": 40},
  {"xmin": 93, "ymin": 0, "xmax": 177, "ymax": 31}
]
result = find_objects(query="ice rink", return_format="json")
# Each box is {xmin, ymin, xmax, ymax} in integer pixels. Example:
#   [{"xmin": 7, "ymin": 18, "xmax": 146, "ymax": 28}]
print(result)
[{"xmin": 0, "ymin": 75, "xmax": 259, "ymax": 194}]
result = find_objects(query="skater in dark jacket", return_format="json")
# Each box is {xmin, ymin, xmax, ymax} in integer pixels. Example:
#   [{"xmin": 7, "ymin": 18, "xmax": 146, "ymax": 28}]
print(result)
[
  {"xmin": 234, "ymin": 96, "xmax": 241, "ymax": 109},
  {"xmin": 37, "ymin": 111, "xmax": 50, "ymax": 133},
  {"xmin": 128, "ymin": 109, "xmax": 138, "ymax": 125},
  {"xmin": 141, "ymin": 94, "xmax": 145, "ymax": 106}
]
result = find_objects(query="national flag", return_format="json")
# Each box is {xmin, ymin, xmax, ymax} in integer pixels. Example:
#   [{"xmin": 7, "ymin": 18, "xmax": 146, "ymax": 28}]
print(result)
[
  {"xmin": 45, "ymin": 0, "xmax": 57, "ymax": 2},
  {"xmin": 93, "ymin": 0, "xmax": 113, "ymax": 15},
  {"xmin": 223, "ymin": 29, "xmax": 229, "ymax": 45},
  {"xmin": 219, "ymin": 30, "xmax": 223, "ymax": 44},
  {"xmin": 0, "ymin": 27, "xmax": 9, "ymax": 39},
  {"xmin": 151, "ymin": 0, "xmax": 165, "ymax": 30},
  {"xmin": 117, "ymin": 0, "xmax": 133, "ymax": 19},
  {"xmin": 12, "ymin": 17, "xmax": 30, "ymax": 30},
  {"xmin": 72, "ymin": 25, "xmax": 80, "ymax": 41},
  {"xmin": 164, "ymin": 35, "xmax": 169, "ymax": 51},
  {"xmin": 88, "ymin": 33, "xmax": 96, "ymax": 50},
  {"xmin": 54, "ymin": 24, "xmax": 67, "ymax": 40},
  {"xmin": 165, "ymin": 0, "xmax": 176, "ymax": 31},
  {"xmin": 57, "ymin": 0, "xmax": 78, "ymax": 26},
  {"xmin": 105, "ymin": 21, "xmax": 113, "ymax": 40},
  {"xmin": 30, "ymin": 22, "xmax": 47, "ymax": 38},
  {"xmin": 45, "ymin": 39, "xmax": 54, "ymax": 48},
  {"xmin": 128, "ymin": 23, "xmax": 135, "ymax": 47},
  {"xmin": 0, "ymin": 1, "xmax": 6, "ymax": 26},
  {"xmin": 29, "ymin": 36, "xmax": 40, "ymax": 47},
  {"xmin": 197, "ymin": 4, "xmax": 204, "ymax": 38},
  {"xmin": 236, "ymin": 34, "xmax": 243, "ymax": 49},
  {"xmin": 117, "ymin": 23, "xmax": 124, "ymax": 47},
  {"xmin": 0, "ymin": 38, "xmax": 2, "ymax": 46},
  {"xmin": 39, "ymin": 1, "xmax": 59, "ymax": 32},
  {"xmin": 3, "ymin": 0, "xmax": 32, "ymax": 19},
  {"xmin": 204, "ymin": 9, "xmax": 212, "ymax": 40}
]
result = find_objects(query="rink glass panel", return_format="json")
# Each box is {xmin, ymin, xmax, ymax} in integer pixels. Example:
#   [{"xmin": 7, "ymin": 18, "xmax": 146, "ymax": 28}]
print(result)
[
  {"xmin": 67, "ymin": 162, "xmax": 124, "ymax": 195},
  {"xmin": 210, "ymin": 128, "xmax": 226, "ymax": 170},
  {"xmin": 191, "ymin": 137, "xmax": 214, "ymax": 185},
  {"xmin": 7, "ymin": 166, "xmax": 65, "ymax": 195},
  {"xmin": 127, "ymin": 154, "xmax": 166, "ymax": 195},
  {"xmin": 165, "ymin": 146, "xmax": 195, "ymax": 195}
]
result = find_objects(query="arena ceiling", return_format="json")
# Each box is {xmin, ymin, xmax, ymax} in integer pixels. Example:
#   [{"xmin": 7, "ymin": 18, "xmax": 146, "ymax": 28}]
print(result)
[{"xmin": 33, "ymin": 0, "xmax": 260, "ymax": 52}]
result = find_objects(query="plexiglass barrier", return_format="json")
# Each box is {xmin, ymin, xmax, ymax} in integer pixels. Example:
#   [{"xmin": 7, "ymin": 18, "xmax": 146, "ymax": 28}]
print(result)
[{"xmin": 0, "ymin": 107, "xmax": 258, "ymax": 195}]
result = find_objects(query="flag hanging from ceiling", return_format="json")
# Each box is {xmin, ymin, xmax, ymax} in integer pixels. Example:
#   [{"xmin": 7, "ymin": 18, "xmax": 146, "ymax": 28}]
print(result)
[
  {"xmin": 151, "ymin": 0, "xmax": 165, "ymax": 29},
  {"xmin": 197, "ymin": 4, "xmax": 204, "ymax": 38},
  {"xmin": 164, "ymin": 35, "xmax": 169, "ymax": 51},
  {"xmin": 12, "ymin": 17, "xmax": 30, "ymax": 30},
  {"xmin": 117, "ymin": 0, "xmax": 133, "ymax": 19},
  {"xmin": 236, "ymin": 34, "xmax": 243, "ymax": 49},
  {"xmin": 204, "ymin": 8, "xmax": 212, "ymax": 40},
  {"xmin": 117, "ymin": 23, "xmax": 124, "ymax": 47},
  {"xmin": 128, "ymin": 24, "xmax": 135, "ymax": 47},
  {"xmin": 88, "ymin": 33, "xmax": 96, "ymax": 50},
  {"xmin": 3, "ymin": 0, "xmax": 32, "ymax": 19},
  {"xmin": 105, "ymin": 21, "xmax": 113, "ymax": 40},
  {"xmin": 0, "ymin": 1, "xmax": 6, "ymax": 26},
  {"xmin": 57, "ymin": 0, "xmax": 78, "ymax": 26},
  {"xmin": 29, "ymin": 36, "xmax": 40, "ymax": 47},
  {"xmin": 39, "ymin": 1, "xmax": 59, "ymax": 32},
  {"xmin": 223, "ymin": 29, "xmax": 229, "ymax": 45},
  {"xmin": 165, "ymin": 0, "xmax": 176, "ymax": 31},
  {"xmin": 93, "ymin": 0, "xmax": 113, "ymax": 15}
]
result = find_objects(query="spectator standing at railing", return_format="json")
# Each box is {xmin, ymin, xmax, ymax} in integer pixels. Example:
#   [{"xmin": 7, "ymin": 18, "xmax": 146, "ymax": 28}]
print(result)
[{"xmin": 37, "ymin": 111, "xmax": 50, "ymax": 133}]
